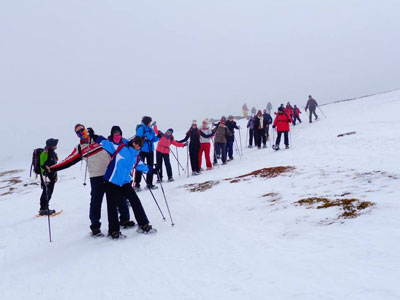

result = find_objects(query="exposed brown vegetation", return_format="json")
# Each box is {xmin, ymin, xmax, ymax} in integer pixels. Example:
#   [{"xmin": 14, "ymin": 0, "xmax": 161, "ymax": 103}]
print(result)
[
  {"xmin": 0, "ymin": 170, "xmax": 23, "ymax": 177},
  {"xmin": 184, "ymin": 180, "xmax": 220, "ymax": 192},
  {"xmin": 228, "ymin": 166, "xmax": 295, "ymax": 183},
  {"xmin": 261, "ymin": 192, "xmax": 279, "ymax": 198},
  {"xmin": 296, "ymin": 197, "xmax": 375, "ymax": 219}
]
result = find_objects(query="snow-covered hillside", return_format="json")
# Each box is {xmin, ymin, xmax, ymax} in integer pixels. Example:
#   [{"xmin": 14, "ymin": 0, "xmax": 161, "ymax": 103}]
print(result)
[{"xmin": 0, "ymin": 91, "xmax": 399, "ymax": 300}]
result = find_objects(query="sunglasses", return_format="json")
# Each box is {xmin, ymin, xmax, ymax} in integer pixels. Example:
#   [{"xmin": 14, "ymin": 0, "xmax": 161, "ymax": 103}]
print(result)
[{"xmin": 75, "ymin": 128, "xmax": 85, "ymax": 135}]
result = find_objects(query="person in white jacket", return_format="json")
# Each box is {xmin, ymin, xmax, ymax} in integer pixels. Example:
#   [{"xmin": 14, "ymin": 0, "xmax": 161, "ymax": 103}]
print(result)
[{"xmin": 199, "ymin": 119, "xmax": 213, "ymax": 170}]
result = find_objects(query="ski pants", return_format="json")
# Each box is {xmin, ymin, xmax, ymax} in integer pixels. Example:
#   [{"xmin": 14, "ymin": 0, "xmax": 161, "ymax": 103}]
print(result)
[
  {"xmin": 214, "ymin": 142, "xmax": 227, "ymax": 163},
  {"xmin": 135, "ymin": 151, "xmax": 154, "ymax": 187},
  {"xmin": 40, "ymin": 176, "xmax": 56, "ymax": 210},
  {"xmin": 105, "ymin": 181, "xmax": 149, "ymax": 235},
  {"xmin": 254, "ymin": 128, "xmax": 265, "ymax": 148},
  {"xmin": 226, "ymin": 137, "xmax": 234, "ymax": 159},
  {"xmin": 309, "ymin": 109, "xmax": 318, "ymax": 123},
  {"xmin": 89, "ymin": 176, "xmax": 130, "ymax": 231},
  {"xmin": 276, "ymin": 131, "xmax": 289, "ymax": 146},
  {"xmin": 293, "ymin": 115, "xmax": 302, "ymax": 125},
  {"xmin": 199, "ymin": 142, "xmax": 212, "ymax": 169},
  {"xmin": 155, "ymin": 151, "xmax": 173, "ymax": 180},
  {"xmin": 249, "ymin": 129, "xmax": 254, "ymax": 146},
  {"xmin": 189, "ymin": 145, "xmax": 200, "ymax": 173}
]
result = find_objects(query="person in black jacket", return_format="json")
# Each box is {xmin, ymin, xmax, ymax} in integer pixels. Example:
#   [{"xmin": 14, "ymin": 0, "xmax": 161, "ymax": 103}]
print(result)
[
  {"xmin": 225, "ymin": 115, "xmax": 240, "ymax": 160},
  {"xmin": 262, "ymin": 109, "xmax": 273, "ymax": 145},
  {"xmin": 177, "ymin": 120, "xmax": 213, "ymax": 175}
]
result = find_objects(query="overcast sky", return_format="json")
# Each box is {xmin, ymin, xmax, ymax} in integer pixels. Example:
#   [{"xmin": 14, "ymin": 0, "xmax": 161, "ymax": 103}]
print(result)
[{"xmin": 1, "ymin": 0, "xmax": 399, "ymax": 149}]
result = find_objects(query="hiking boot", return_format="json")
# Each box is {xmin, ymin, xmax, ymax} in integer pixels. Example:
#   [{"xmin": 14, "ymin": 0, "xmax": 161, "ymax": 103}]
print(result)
[
  {"xmin": 213, "ymin": 162, "xmax": 218, "ymax": 166},
  {"xmin": 200, "ymin": 168, "xmax": 205, "ymax": 171},
  {"xmin": 137, "ymin": 224, "xmax": 157, "ymax": 234},
  {"xmin": 274, "ymin": 145, "xmax": 280, "ymax": 151},
  {"xmin": 134, "ymin": 185, "xmax": 142, "ymax": 192},
  {"xmin": 156, "ymin": 178, "xmax": 163, "ymax": 183},
  {"xmin": 285, "ymin": 145, "xmax": 290, "ymax": 149},
  {"xmin": 109, "ymin": 231, "xmax": 127, "ymax": 240},
  {"xmin": 222, "ymin": 162, "xmax": 227, "ymax": 165},
  {"xmin": 39, "ymin": 209, "xmax": 56, "ymax": 216},
  {"xmin": 206, "ymin": 167, "xmax": 213, "ymax": 171},
  {"xmin": 146, "ymin": 185, "xmax": 158, "ymax": 190},
  {"xmin": 263, "ymin": 144, "xmax": 267, "ymax": 148},
  {"xmin": 120, "ymin": 220, "xmax": 136, "ymax": 229},
  {"xmin": 257, "ymin": 146, "xmax": 261, "ymax": 149},
  {"xmin": 248, "ymin": 145, "xmax": 253, "ymax": 148},
  {"xmin": 192, "ymin": 171, "xmax": 201, "ymax": 176},
  {"xmin": 168, "ymin": 177, "xmax": 175, "ymax": 182},
  {"xmin": 91, "ymin": 228, "xmax": 104, "ymax": 237}
]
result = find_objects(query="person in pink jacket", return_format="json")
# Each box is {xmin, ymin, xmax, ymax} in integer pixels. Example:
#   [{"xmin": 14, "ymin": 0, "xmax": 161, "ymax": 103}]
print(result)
[{"xmin": 155, "ymin": 128, "xmax": 185, "ymax": 182}]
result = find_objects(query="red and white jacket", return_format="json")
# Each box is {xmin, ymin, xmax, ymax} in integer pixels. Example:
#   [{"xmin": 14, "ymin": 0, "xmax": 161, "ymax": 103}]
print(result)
[{"xmin": 156, "ymin": 134, "xmax": 185, "ymax": 154}]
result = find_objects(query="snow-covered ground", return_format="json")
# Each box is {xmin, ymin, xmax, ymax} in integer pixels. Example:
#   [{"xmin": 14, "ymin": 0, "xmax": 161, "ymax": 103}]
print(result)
[{"xmin": 0, "ymin": 91, "xmax": 399, "ymax": 300}]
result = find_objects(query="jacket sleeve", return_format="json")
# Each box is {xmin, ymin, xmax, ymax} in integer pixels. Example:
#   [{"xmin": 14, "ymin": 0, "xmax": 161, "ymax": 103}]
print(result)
[
  {"xmin": 177, "ymin": 132, "xmax": 190, "ymax": 143},
  {"xmin": 226, "ymin": 128, "xmax": 233, "ymax": 136},
  {"xmin": 200, "ymin": 131, "xmax": 213, "ymax": 138},
  {"xmin": 172, "ymin": 139, "xmax": 185, "ymax": 147},
  {"xmin": 101, "ymin": 140, "xmax": 116, "ymax": 155},
  {"xmin": 273, "ymin": 117, "xmax": 278, "ymax": 127},
  {"xmin": 234, "ymin": 122, "xmax": 239, "ymax": 129},
  {"xmin": 50, "ymin": 146, "xmax": 82, "ymax": 172}
]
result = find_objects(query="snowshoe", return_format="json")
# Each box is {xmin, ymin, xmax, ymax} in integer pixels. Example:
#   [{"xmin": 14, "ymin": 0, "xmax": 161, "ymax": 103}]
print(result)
[
  {"xmin": 285, "ymin": 145, "xmax": 290, "ymax": 149},
  {"xmin": 168, "ymin": 177, "xmax": 175, "ymax": 182},
  {"xmin": 273, "ymin": 145, "xmax": 280, "ymax": 151},
  {"xmin": 192, "ymin": 171, "xmax": 201, "ymax": 176},
  {"xmin": 39, "ymin": 209, "xmax": 56, "ymax": 216},
  {"xmin": 109, "ymin": 231, "xmax": 127, "ymax": 240},
  {"xmin": 222, "ymin": 162, "xmax": 227, "ymax": 165},
  {"xmin": 145, "ymin": 185, "xmax": 158, "ymax": 190},
  {"xmin": 137, "ymin": 224, "xmax": 157, "ymax": 234},
  {"xmin": 134, "ymin": 185, "xmax": 142, "ymax": 192},
  {"xmin": 91, "ymin": 228, "xmax": 105, "ymax": 237},
  {"xmin": 206, "ymin": 167, "xmax": 213, "ymax": 171},
  {"xmin": 263, "ymin": 144, "xmax": 267, "ymax": 148},
  {"xmin": 120, "ymin": 220, "xmax": 136, "ymax": 229}
]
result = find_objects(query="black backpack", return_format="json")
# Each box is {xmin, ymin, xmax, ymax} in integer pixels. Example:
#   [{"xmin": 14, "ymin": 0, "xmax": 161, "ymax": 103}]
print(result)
[{"xmin": 30, "ymin": 148, "xmax": 44, "ymax": 177}]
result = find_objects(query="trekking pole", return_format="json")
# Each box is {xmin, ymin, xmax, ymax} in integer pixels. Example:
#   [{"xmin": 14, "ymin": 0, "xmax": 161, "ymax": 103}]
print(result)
[
  {"xmin": 318, "ymin": 106, "xmax": 327, "ymax": 119},
  {"xmin": 234, "ymin": 139, "xmax": 242, "ymax": 159},
  {"xmin": 83, "ymin": 138, "xmax": 91, "ymax": 186},
  {"xmin": 186, "ymin": 146, "xmax": 190, "ymax": 178},
  {"xmin": 245, "ymin": 127, "xmax": 248, "ymax": 148},
  {"xmin": 142, "ymin": 174, "xmax": 166, "ymax": 221},
  {"xmin": 171, "ymin": 149, "xmax": 185, "ymax": 172},
  {"xmin": 41, "ymin": 174, "xmax": 52, "ymax": 242},
  {"xmin": 175, "ymin": 147, "xmax": 180, "ymax": 176},
  {"xmin": 272, "ymin": 128, "xmax": 275, "ymax": 149},
  {"xmin": 238, "ymin": 128, "xmax": 243, "ymax": 156},
  {"xmin": 156, "ymin": 170, "xmax": 175, "ymax": 226}
]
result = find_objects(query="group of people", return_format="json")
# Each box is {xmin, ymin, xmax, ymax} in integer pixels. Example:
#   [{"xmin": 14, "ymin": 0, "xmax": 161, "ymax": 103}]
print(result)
[{"xmin": 35, "ymin": 96, "xmax": 321, "ymax": 240}]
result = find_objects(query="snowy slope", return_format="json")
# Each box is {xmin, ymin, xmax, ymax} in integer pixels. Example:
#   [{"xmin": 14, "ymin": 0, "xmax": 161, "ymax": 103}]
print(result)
[{"xmin": 0, "ymin": 91, "xmax": 400, "ymax": 300}]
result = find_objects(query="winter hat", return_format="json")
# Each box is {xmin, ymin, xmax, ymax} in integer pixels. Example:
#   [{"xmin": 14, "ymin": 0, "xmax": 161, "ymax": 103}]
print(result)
[
  {"xmin": 74, "ymin": 123, "xmax": 84, "ymax": 131},
  {"xmin": 192, "ymin": 120, "xmax": 197, "ymax": 125},
  {"xmin": 221, "ymin": 116, "xmax": 226, "ymax": 121},
  {"xmin": 110, "ymin": 125, "xmax": 122, "ymax": 136},
  {"xmin": 46, "ymin": 138, "xmax": 58, "ymax": 148},
  {"xmin": 278, "ymin": 107, "xmax": 284, "ymax": 112},
  {"xmin": 257, "ymin": 110, "xmax": 262, "ymax": 115},
  {"xmin": 166, "ymin": 128, "xmax": 174, "ymax": 134},
  {"xmin": 142, "ymin": 116, "xmax": 152, "ymax": 126}
]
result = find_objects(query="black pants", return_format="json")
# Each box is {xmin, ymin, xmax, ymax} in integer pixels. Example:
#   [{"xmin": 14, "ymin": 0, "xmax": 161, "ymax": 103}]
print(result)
[
  {"xmin": 226, "ymin": 137, "xmax": 234, "ymax": 159},
  {"xmin": 135, "ymin": 151, "xmax": 154, "ymax": 187},
  {"xmin": 156, "ymin": 151, "xmax": 173, "ymax": 180},
  {"xmin": 40, "ymin": 177, "xmax": 56, "ymax": 210},
  {"xmin": 214, "ymin": 142, "xmax": 227, "ymax": 163},
  {"xmin": 276, "ymin": 131, "xmax": 289, "ymax": 146},
  {"xmin": 189, "ymin": 145, "xmax": 200, "ymax": 172},
  {"xmin": 254, "ymin": 129, "xmax": 265, "ymax": 147},
  {"xmin": 249, "ymin": 129, "xmax": 254, "ymax": 146},
  {"xmin": 105, "ymin": 181, "xmax": 149, "ymax": 234},
  {"xmin": 89, "ymin": 176, "xmax": 130, "ymax": 231},
  {"xmin": 293, "ymin": 115, "xmax": 302, "ymax": 125},
  {"xmin": 309, "ymin": 109, "xmax": 318, "ymax": 122}
]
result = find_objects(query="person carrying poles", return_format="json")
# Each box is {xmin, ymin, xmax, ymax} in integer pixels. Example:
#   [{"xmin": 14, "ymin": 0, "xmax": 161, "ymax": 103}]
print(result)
[{"xmin": 305, "ymin": 95, "xmax": 319, "ymax": 123}]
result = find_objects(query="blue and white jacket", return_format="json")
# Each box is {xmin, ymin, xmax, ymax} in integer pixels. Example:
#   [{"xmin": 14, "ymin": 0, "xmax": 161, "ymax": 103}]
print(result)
[
  {"xmin": 136, "ymin": 123, "xmax": 160, "ymax": 153},
  {"xmin": 100, "ymin": 138, "xmax": 149, "ymax": 187}
]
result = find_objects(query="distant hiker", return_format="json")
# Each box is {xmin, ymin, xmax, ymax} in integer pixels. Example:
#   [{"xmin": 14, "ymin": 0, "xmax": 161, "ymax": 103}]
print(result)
[
  {"xmin": 254, "ymin": 110, "xmax": 267, "ymax": 149},
  {"xmin": 272, "ymin": 106, "xmax": 292, "ymax": 150},
  {"xmin": 225, "ymin": 115, "xmax": 240, "ymax": 161},
  {"xmin": 285, "ymin": 102, "xmax": 294, "ymax": 119},
  {"xmin": 242, "ymin": 103, "xmax": 249, "ymax": 118},
  {"xmin": 49, "ymin": 124, "xmax": 133, "ymax": 236},
  {"xmin": 212, "ymin": 118, "xmax": 232, "ymax": 165},
  {"xmin": 293, "ymin": 105, "xmax": 302, "ymax": 125},
  {"xmin": 305, "ymin": 95, "xmax": 319, "ymax": 123},
  {"xmin": 251, "ymin": 106, "xmax": 257, "ymax": 117},
  {"xmin": 38, "ymin": 138, "xmax": 59, "ymax": 216},
  {"xmin": 134, "ymin": 116, "xmax": 160, "ymax": 191},
  {"xmin": 262, "ymin": 109, "xmax": 273, "ymax": 142},
  {"xmin": 199, "ymin": 119, "xmax": 213, "ymax": 171},
  {"xmin": 99, "ymin": 129, "xmax": 156, "ymax": 239},
  {"xmin": 177, "ymin": 120, "xmax": 213, "ymax": 175},
  {"xmin": 267, "ymin": 102, "xmax": 273, "ymax": 114},
  {"xmin": 247, "ymin": 116, "xmax": 255, "ymax": 148},
  {"xmin": 155, "ymin": 128, "xmax": 185, "ymax": 182}
]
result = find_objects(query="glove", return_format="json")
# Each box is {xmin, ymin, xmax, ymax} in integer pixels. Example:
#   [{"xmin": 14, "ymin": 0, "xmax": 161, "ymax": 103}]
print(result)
[
  {"xmin": 157, "ymin": 131, "xmax": 163, "ymax": 138},
  {"xmin": 147, "ymin": 166, "xmax": 153, "ymax": 174},
  {"xmin": 87, "ymin": 127, "xmax": 95, "ymax": 139},
  {"xmin": 151, "ymin": 121, "xmax": 157, "ymax": 127},
  {"xmin": 272, "ymin": 125, "xmax": 276, "ymax": 129},
  {"xmin": 184, "ymin": 142, "xmax": 188, "ymax": 147}
]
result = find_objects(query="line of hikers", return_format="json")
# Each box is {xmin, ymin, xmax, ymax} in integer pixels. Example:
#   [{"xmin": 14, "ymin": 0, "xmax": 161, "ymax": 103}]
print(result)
[{"xmin": 33, "ymin": 96, "xmax": 320, "ymax": 239}]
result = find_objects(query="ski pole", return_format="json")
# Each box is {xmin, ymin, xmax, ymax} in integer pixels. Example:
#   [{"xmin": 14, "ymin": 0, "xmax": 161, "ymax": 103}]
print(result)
[
  {"xmin": 318, "ymin": 106, "xmax": 327, "ymax": 119},
  {"xmin": 171, "ymin": 148, "xmax": 185, "ymax": 172},
  {"xmin": 83, "ymin": 138, "xmax": 91, "ymax": 186},
  {"xmin": 156, "ymin": 170, "xmax": 174, "ymax": 226},
  {"xmin": 142, "ymin": 174, "xmax": 166, "ymax": 221},
  {"xmin": 234, "ymin": 138, "xmax": 242, "ymax": 159},
  {"xmin": 186, "ymin": 146, "xmax": 190, "ymax": 178},
  {"xmin": 245, "ymin": 127, "xmax": 248, "ymax": 148},
  {"xmin": 238, "ymin": 128, "xmax": 243, "ymax": 156}
]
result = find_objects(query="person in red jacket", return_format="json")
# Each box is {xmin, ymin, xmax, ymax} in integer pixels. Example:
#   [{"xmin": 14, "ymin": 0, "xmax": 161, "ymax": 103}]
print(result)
[
  {"xmin": 292, "ymin": 104, "xmax": 302, "ymax": 125},
  {"xmin": 272, "ymin": 106, "xmax": 292, "ymax": 150},
  {"xmin": 155, "ymin": 128, "xmax": 185, "ymax": 182},
  {"xmin": 284, "ymin": 102, "xmax": 294, "ymax": 119}
]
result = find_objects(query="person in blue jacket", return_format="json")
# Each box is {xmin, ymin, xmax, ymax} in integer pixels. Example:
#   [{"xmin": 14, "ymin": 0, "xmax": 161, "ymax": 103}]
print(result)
[
  {"xmin": 98, "ymin": 126, "xmax": 156, "ymax": 239},
  {"xmin": 134, "ymin": 116, "xmax": 160, "ymax": 191}
]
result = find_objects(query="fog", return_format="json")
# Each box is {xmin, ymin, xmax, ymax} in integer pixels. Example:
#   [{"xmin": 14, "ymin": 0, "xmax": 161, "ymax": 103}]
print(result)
[{"xmin": 1, "ymin": 0, "xmax": 399, "ymax": 160}]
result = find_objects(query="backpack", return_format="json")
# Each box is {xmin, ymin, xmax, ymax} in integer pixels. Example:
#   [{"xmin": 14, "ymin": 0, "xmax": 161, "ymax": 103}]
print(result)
[{"xmin": 30, "ymin": 148, "xmax": 44, "ymax": 177}]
